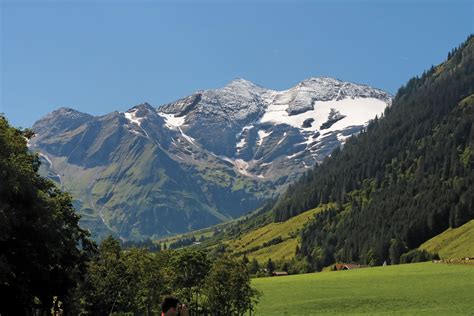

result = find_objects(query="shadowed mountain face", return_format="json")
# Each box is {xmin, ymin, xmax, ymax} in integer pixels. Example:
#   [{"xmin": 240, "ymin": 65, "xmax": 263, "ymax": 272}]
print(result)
[{"xmin": 30, "ymin": 77, "xmax": 392, "ymax": 240}]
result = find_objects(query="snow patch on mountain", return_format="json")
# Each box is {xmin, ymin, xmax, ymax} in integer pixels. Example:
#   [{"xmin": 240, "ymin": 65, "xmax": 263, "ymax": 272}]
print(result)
[
  {"xmin": 337, "ymin": 132, "xmax": 352, "ymax": 143},
  {"xmin": 124, "ymin": 110, "xmax": 144, "ymax": 126},
  {"xmin": 235, "ymin": 125, "xmax": 254, "ymax": 152},
  {"xmin": 286, "ymin": 151, "xmax": 303, "ymax": 159},
  {"xmin": 236, "ymin": 137, "xmax": 247, "ymax": 151},
  {"xmin": 122, "ymin": 110, "xmax": 151, "ymax": 138},
  {"xmin": 178, "ymin": 127, "xmax": 197, "ymax": 146},
  {"xmin": 257, "ymin": 130, "xmax": 272, "ymax": 146},
  {"xmin": 129, "ymin": 129, "xmax": 144, "ymax": 137},
  {"xmin": 277, "ymin": 132, "xmax": 287, "ymax": 146},
  {"xmin": 159, "ymin": 112, "xmax": 186, "ymax": 129},
  {"xmin": 37, "ymin": 152, "xmax": 62, "ymax": 184},
  {"xmin": 261, "ymin": 97, "xmax": 386, "ymax": 133}
]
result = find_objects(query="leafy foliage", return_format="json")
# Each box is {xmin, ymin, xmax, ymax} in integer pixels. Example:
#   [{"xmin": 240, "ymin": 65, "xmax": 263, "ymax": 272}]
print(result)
[
  {"xmin": 203, "ymin": 256, "xmax": 260, "ymax": 315},
  {"xmin": 399, "ymin": 249, "xmax": 439, "ymax": 264},
  {"xmin": 78, "ymin": 236, "xmax": 167, "ymax": 314},
  {"xmin": 0, "ymin": 116, "xmax": 96, "ymax": 315},
  {"xmin": 169, "ymin": 249, "xmax": 210, "ymax": 313},
  {"xmin": 75, "ymin": 237, "xmax": 259, "ymax": 315}
]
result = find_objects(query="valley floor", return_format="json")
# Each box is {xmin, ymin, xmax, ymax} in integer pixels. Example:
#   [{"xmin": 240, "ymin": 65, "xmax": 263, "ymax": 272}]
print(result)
[{"xmin": 252, "ymin": 262, "xmax": 474, "ymax": 315}]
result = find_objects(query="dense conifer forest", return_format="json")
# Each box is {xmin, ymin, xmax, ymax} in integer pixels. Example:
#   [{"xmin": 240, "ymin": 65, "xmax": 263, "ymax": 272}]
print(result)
[{"xmin": 271, "ymin": 35, "xmax": 474, "ymax": 269}]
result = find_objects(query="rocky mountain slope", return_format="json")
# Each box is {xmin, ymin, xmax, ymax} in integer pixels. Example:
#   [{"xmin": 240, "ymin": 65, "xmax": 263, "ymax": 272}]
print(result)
[{"xmin": 30, "ymin": 77, "xmax": 392, "ymax": 240}]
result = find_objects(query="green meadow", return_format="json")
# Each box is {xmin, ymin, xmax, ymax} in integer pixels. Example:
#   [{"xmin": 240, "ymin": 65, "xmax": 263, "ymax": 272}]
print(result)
[
  {"xmin": 226, "ymin": 205, "xmax": 330, "ymax": 262},
  {"xmin": 420, "ymin": 220, "xmax": 474, "ymax": 259},
  {"xmin": 252, "ymin": 262, "xmax": 474, "ymax": 315}
]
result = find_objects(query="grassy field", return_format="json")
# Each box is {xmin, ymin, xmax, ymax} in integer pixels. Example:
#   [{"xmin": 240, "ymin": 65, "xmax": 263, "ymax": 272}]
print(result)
[
  {"xmin": 420, "ymin": 220, "xmax": 474, "ymax": 259},
  {"xmin": 226, "ymin": 205, "xmax": 330, "ymax": 262},
  {"xmin": 252, "ymin": 262, "xmax": 474, "ymax": 315}
]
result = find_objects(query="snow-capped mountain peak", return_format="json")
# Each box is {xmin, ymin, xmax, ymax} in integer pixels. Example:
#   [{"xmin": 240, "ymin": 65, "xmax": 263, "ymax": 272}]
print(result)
[
  {"xmin": 226, "ymin": 77, "xmax": 261, "ymax": 87},
  {"xmin": 122, "ymin": 102, "xmax": 158, "ymax": 126},
  {"xmin": 222, "ymin": 78, "xmax": 270, "ymax": 95},
  {"xmin": 30, "ymin": 76, "xmax": 393, "ymax": 240},
  {"xmin": 152, "ymin": 76, "xmax": 393, "ymax": 181}
]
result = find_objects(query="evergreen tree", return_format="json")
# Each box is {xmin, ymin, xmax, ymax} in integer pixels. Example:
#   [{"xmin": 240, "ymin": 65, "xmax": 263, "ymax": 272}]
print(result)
[
  {"xmin": 389, "ymin": 239, "xmax": 407, "ymax": 265},
  {"xmin": 266, "ymin": 258, "xmax": 275, "ymax": 274},
  {"xmin": 249, "ymin": 258, "xmax": 260, "ymax": 274}
]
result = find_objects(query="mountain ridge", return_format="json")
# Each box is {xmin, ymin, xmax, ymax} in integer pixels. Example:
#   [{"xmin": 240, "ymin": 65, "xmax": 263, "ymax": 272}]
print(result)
[{"xmin": 30, "ymin": 76, "xmax": 392, "ymax": 240}]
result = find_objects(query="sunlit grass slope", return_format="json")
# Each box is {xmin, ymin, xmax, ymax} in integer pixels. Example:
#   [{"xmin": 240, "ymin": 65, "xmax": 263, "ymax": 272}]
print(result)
[
  {"xmin": 420, "ymin": 220, "xmax": 474, "ymax": 259},
  {"xmin": 253, "ymin": 262, "xmax": 474, "ymax": 315},
  {"xmin": 226, "ymin": 205, "xmax": 330, "ymax": 262}
]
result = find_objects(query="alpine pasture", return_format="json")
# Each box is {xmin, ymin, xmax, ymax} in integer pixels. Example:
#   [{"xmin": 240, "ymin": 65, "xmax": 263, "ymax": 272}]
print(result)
[{"xmin": 253, "ymin": 262, "xmax": 474, "ymax": 315}]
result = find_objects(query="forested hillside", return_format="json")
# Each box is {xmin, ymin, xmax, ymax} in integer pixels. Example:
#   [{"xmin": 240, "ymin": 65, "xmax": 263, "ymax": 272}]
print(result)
[{"xmin": 271, "ymin": 36, "xmax": 474, "ymax": 269}]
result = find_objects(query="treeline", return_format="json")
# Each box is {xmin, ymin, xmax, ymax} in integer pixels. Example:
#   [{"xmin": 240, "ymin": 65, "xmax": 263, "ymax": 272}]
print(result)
[
  {"xmin": 122, "ymin": 238, "xmax": 162, "ymax": 251},
  {"xmin": 168, "ymin": 235, "xmax": 199, "ymax": 249},
  {"xmin": 0, "ymin": 115, "xmax": 259, "ymax": 315},
  {"xmin": 272, "ymin": 35, "xmax": 474, "ymax": 270}
]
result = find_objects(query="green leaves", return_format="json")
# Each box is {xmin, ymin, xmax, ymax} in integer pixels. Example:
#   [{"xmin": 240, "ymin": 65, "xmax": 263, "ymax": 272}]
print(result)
[
  {"xmin": 0, "ymin": 115, "xmax": 96, "ymax": 314},
  {"xmin": 79, "ymin": 237, "xmax": 160, "ymax": 314},
  {"xmin": 203, "ymin": 256, "xmax": 260, "ymax": 316},
  {"xmin": 77, "ymin": 240, "xmax": 259, "ymax": 315}
]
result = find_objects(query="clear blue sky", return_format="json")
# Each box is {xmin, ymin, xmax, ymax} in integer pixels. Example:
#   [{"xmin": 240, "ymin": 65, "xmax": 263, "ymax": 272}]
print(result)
[{"xmin": 1, "ymin": 0, "xmax": 473, "ymax": 128}]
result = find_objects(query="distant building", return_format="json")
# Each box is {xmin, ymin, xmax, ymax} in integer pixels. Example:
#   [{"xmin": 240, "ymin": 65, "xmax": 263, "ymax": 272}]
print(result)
[
  {"xmin": 334, "ymin": 263, "xmax": 368, "ymax": 271},
  {"xmin": 272, "ymin": 271, "xmax": 289, "ymax": 276}
]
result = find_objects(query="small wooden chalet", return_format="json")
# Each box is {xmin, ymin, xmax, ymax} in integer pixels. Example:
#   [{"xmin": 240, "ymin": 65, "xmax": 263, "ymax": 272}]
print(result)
[
  {"xmin": 334, "ymin": 263, "xmax": 367, "ymax": 271},
  {"xmin": 272, "ymin": 271, "xmax": 289, "ymax": 276}
]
